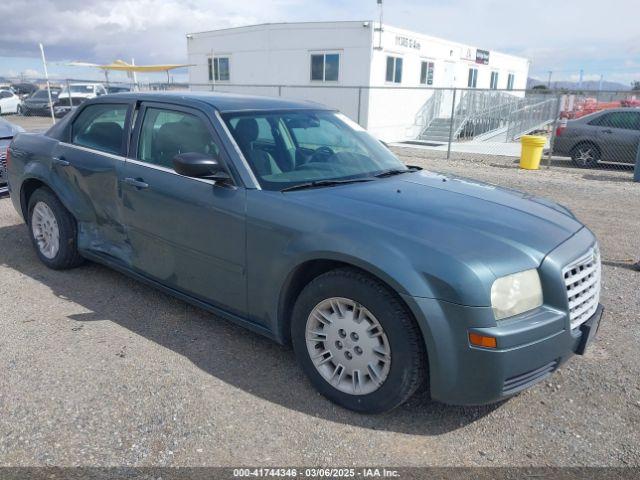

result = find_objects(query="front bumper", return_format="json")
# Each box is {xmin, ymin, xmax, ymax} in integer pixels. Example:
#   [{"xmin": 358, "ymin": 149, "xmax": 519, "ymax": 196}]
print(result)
[{"xmin": 402, "ymin": 227, "xmax": 603, "ymax": 406}]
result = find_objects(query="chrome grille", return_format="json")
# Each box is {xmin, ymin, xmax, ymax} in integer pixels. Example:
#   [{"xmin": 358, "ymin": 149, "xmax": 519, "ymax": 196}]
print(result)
[
  {"xmin": 563, "ymin": 244, "xmax": 601, "ymax": 330},
  {"xmin": 0, "ymin": 150, "xmax": 6, "ymax": 178}
]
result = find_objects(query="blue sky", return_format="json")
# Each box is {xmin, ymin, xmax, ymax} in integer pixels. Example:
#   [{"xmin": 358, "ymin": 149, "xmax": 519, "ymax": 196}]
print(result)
[{"xmin": 1, "ymin": 0, "xmax": 638, "ymax": 85}]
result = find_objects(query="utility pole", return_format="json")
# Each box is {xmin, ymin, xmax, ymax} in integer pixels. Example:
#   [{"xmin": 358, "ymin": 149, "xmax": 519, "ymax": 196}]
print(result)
[
  {"xmin": 38, "ymin": 43, "xmax": 56, "ymax": 125},
  {"xmin": 598, "ymin": 74, "xmax": 604, "ymax": 91},
  {"xmin": 547, "ymin": 71, "xmax": 552, "ymax": 88},
  {"xmin": 578, "ymin": 69, "xmax": 584, "ymax": 90}
]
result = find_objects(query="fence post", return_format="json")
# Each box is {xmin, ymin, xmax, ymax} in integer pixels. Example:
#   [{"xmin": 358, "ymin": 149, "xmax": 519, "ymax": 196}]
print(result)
[
  {"xmin": 66, "ymin": 79, "xmax": 72, "ymax": 109},
  {"xmin": 446, "ymin": 88, "xmax": 457, "ymax": 160},
  {"xmin": 545, "ymin": 93, "xmax": 563, "ymax": 169},
  {"xmin": 357, "ymin": 87, "xmax": 362, "ymax": 125},
  {"xmin": 634, "ymin": 141, "xmax": 640, "ymax": 183}
]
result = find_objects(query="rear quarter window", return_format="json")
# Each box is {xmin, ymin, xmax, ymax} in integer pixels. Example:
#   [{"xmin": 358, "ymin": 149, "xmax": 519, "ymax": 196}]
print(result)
[{"xmin": 71, "ymin": 104, "xmax": 128, "ymax": 155}]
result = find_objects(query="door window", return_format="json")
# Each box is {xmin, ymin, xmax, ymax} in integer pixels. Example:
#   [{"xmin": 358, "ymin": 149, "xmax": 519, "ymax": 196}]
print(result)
[
  {"xmin": 591, "ymin": 112, "xmax": 640, "ymax": 130},
  {"xmin": 137, "ymin": 107, "xmax": 220, "ymax": 169},
  {"xmin": 71, "ymin": 103, "xmax": 128, "ymax": 155}
]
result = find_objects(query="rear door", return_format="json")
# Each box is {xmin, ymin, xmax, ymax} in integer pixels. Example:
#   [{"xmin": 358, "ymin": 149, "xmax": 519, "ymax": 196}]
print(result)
[
  {"xmin": 53, "ymin": 101, "xmax": 132, "ymax": 260},
  {"xmin": 121, "ymin": 102, "xmax": 247, "ymax": 315},
  {"xmin": 592, "ymin": 111, "xmax": 640, "ymax": 162}
]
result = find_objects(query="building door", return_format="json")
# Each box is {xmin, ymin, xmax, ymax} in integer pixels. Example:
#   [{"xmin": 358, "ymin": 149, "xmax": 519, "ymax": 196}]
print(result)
[{"xmin": 440, "ymin": 61, "xmax": 457, "ymax": 117}]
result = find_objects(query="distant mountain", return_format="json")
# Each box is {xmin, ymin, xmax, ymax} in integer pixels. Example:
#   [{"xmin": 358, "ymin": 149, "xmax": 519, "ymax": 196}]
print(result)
[{"xmin": 527, "ymin": 78, "xmax": 631, "ymax": 91}]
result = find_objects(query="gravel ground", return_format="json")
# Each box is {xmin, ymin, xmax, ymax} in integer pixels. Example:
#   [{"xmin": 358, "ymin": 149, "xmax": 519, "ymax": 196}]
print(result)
[
  {"xmin": 7, "ymin": 114, "xmax": 55, "ymax": 133},
  {"xmin": 0, "ymin": 141, "xmax": 639, "ymax": 467}
]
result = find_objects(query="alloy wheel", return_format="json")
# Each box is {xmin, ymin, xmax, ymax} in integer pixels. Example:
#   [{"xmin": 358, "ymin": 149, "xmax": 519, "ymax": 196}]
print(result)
[{"xmin": 31, "ymin": 201, "xmax": 60, "ymax": 259}]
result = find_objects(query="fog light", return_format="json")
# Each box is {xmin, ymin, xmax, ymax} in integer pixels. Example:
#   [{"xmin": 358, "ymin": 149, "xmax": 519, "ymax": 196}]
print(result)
[{"xmin": 469, "ymin": 332, "xmax": 497, "ymax": 349}]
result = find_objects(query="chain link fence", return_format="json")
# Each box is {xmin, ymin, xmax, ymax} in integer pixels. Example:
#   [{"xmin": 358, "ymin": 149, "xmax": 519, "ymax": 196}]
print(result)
[{"xmin": 6, "ymin": 79, "xmax": 640, "ymax": 174}]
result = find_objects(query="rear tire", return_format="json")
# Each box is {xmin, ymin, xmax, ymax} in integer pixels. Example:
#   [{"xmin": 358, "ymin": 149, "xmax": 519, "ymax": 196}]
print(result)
[
  {"xmin": 571, "ymin": 143, "xmax": 600, "ymax": 168},
  {"xmin": 27, "ymin": 187, "xmax": 84, "ymax": 270},
  {"xmin": 291, "ymin": 267, "xmax": 426, "ymax": 413}
]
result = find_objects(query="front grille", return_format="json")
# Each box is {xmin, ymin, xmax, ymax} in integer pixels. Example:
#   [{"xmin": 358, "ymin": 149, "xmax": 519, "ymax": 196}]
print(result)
[
  {"xmin": 0, "ymin": 150, "xmax": 6, "ymax": 179},
  {"xmin": 563, "ymin": 244, "xmax": 601, "ymax": 330},
  {"xmin": 503, "ymin": 360, "xmax": 558, "ymax": 395}
]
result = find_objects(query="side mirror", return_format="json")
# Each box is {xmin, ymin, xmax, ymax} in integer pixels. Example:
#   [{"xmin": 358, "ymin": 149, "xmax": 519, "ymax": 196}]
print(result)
[{"xmin": 172, "ymin": 152, "xmax": 228, "ymax": 180}]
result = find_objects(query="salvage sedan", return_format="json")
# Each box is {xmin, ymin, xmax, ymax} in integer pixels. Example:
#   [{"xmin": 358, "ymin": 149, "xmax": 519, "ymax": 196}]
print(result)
[{"xmin": 5, "ymin": 92, "xmax": 603, "ymax": 413}]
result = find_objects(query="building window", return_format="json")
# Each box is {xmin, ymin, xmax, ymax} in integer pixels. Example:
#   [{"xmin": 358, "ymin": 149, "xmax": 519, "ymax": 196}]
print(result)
[
  {"xmin": 420, "ymin": 61, "xmax": 435, "ymax": 85},
  {"xmin": 490, "ymin": 71, "xmax": 499, "ymax": 89},
  {"xmin": 208, "ymin": 57, "xmax": 230, "ymax": 82},
  {"xmin": 310, "ymin": 53, "xmax": 340, "ymax": 82},
  {"xmin": 467, "ymin": 68, "xmax": 478, "ymax": 88},
  {"xmin": 386, "ymin": 56, "xmax": 403, "ymax": 83},
  {"xmin": 507, "ymin": 73, "xmax": 515, "ymax": 90}
]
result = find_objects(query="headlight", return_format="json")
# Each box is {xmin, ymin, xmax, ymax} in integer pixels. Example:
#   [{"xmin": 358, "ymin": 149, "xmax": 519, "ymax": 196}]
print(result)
[{"xmin": 491, "ymin": 269, "xmax": 543, "ymax": 321}]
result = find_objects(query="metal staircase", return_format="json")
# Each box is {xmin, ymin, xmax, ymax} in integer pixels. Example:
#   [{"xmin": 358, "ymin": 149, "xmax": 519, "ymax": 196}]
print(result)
[
  {"xmin": 419, "ymin": 117, "xmax": 452, "ymax": 142},
  {"xmin": 416, "ymin": 90, "xmax": 559, "ymax": 144}
]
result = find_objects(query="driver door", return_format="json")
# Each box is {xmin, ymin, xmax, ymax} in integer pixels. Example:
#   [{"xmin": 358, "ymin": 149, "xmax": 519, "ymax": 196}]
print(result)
[{"xmin": 122, "ymin": 102, "xmax": 247, "ymax": 315}]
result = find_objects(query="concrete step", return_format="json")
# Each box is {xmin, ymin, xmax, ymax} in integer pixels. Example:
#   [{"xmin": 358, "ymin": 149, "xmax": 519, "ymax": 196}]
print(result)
[
  {"xmin": 425, "ymin": 127, "xmax": 451, "ymax": 134},
  {"xmin": 421, "ymin": 135, "xmax": 451, "ymax": 142}
]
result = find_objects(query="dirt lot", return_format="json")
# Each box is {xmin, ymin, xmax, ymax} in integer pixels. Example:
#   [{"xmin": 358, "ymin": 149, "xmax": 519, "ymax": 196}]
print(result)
[{"xmin": 0, "ymin": 134, "xmax": 639, "ymax": 467}]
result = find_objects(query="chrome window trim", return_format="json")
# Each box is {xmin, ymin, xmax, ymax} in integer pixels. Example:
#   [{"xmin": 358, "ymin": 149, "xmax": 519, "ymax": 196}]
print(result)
[
  {"xmin": 60, "ymin": 142, "xmax": 126, "ymax": 161},
  {"xmin": 59, "ymin": 142, "xmax": 222, "ymax": 187},
  {"xmin": 214, "ymin": 110, "xmax": 261, "ymax": 190},
  {"xmin": 124, "ymin": 158, "xmax": 218, "ymax": 186}
]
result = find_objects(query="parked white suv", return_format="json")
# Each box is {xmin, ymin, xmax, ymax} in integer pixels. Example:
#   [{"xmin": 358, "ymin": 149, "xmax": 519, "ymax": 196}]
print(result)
[{"xmin": 57, "ymin": 83, "xmax": 107, "ymax": 102}]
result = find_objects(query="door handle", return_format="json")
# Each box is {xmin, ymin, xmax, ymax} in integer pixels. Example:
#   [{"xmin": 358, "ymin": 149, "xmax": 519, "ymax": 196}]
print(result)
[
  {"xmin": 123, "ymin": 177, "xmax": 149, "ymax": 189},
  {"xmin": 52, "ymin": 156, "xmax": 70, "ymax": 167},
  {"xmin": 602, "ymin": 129, "xmax": 612, "ymax": 134}
]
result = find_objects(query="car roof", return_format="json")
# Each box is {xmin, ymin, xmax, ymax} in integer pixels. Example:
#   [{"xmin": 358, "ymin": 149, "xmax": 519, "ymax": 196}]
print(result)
[
  {"xmin": 100, "ymin": 91, "xmax": 332, "ymax": 113},
  {"xmin": 574, "ymin": 107, "xmax": 640, "ymax": 122}
]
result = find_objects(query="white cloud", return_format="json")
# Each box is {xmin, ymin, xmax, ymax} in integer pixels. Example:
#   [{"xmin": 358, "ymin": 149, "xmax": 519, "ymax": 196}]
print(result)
[{"xmin": 0, "ymin": 0, "xmax": 637, "ymax": 84}]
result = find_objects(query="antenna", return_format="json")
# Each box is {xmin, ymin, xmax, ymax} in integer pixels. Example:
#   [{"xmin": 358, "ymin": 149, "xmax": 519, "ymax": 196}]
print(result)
[{"xmin": 376, "ymin": 0, "xmax": 384, "ymax": 50}]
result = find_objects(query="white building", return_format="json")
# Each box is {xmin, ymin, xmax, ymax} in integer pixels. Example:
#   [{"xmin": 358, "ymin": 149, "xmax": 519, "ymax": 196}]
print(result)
[{"xmin": 187, "ymin": 21, "xmax": 530, "ymax": 142}]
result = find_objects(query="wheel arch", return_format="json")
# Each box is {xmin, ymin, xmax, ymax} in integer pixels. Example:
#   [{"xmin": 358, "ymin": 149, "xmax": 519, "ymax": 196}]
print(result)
[
  {"xmin": 20, "ymin": 177, "xmax": 50, "ymax": 220},
  {"xmin": 276, "ymin": 256, "xmax": 422, "ymax": 347}
]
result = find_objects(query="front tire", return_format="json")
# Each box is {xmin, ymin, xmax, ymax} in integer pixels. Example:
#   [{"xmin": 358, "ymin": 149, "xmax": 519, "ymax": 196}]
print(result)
[
  {"xmin": 291, "ymin": 268, "xmax": 426, "ymax": 413},
  {"xmin": 27, "ymin": 187, "xmax": 84, "ymax": 270}
]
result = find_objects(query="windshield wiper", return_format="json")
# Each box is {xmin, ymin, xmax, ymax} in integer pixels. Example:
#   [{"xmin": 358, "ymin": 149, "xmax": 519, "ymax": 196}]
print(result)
[
  {"xmin": 373, "ymin": 165, "xmax": 421, "ymax": 178},
  {"xmin": 281, "ymin": 178, "xmax": 374, "ymax": 192}
]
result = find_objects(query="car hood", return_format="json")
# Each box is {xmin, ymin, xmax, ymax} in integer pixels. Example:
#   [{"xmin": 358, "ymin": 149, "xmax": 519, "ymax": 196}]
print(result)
[
  {"xmin": 0, "ymin": 118, "xmax": 24, "ymax": 138},
  {"xmin": 287, "ymin": 170, "xmax": 583, "ymax": 280},
  {"xmin": 25, "ymin": 97, "xmax": 54, "ymax": 105},
  {"xmin": 58, "ymin": 92, "xmax": 94, "ymax": 99}
]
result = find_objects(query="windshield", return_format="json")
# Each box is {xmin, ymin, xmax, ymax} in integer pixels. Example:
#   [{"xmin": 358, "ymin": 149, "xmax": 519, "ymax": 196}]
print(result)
[
  {"xmin": 31, "ymin": 90, "xmax": 58, "ymax": 99},
  {"xmin": 223, "ymin": 110, "xmax": 406, "ymax": 191}
]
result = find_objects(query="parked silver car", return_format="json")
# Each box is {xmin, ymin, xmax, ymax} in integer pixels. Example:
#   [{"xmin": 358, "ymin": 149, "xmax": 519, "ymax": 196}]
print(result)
[{"xmin": 553, "ymin": 108, "xmax": 640, "ymax": 167}]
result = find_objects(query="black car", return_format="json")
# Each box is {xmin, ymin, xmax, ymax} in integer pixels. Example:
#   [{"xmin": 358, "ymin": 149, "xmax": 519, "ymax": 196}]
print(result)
[
  {"xmin": 21, "ymin": 89, "xmax": 61, "ymax": 116},
  {"xmin": 0, "ymin": 117, "xmax": 24, "ymax": 195},
  {"xmin": 53, "ymin": 95, "xmax": 89, "ymax": 118},
  {"xmin": 11, "ymin": 82, "xmax": 39, "ymax": 99}
]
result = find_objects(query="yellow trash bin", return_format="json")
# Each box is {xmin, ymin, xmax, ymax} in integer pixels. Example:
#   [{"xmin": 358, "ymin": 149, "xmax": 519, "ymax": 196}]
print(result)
[{"xmin": 519, "ymin": 135, "xmax": 547, "ymax": 170}]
